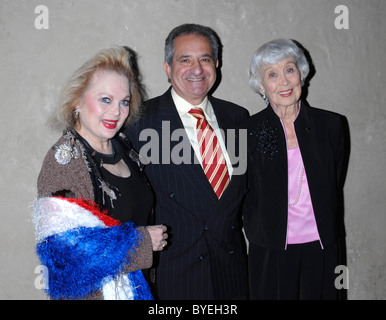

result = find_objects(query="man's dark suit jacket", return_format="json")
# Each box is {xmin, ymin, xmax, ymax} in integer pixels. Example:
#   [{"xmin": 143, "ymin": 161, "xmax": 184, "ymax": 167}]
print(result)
[{"xmin": 125, "ymin": 88, "xmax": 249, "ymax": 300}]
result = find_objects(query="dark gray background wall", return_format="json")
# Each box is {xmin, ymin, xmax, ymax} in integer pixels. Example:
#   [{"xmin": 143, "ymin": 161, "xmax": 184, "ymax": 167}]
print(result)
[{"xmin": 0, "ymin": 0, "xmax": 384, "ymax": 299}]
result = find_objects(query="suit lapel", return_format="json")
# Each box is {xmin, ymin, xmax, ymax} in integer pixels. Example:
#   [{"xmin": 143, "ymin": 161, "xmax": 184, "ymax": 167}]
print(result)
[{"xmin": 210, "ymin": 96, "xmax": 230, "ymax": 145}]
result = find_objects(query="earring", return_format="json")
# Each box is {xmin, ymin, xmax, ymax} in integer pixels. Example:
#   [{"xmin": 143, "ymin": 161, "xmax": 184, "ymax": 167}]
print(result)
[
  {"xmin": 261, "ymin": 91, "xmax": 266, "ymax": 100},
  {"xmin": 73, "ymin": 109, "xmax": 79, "ymax": 119}
]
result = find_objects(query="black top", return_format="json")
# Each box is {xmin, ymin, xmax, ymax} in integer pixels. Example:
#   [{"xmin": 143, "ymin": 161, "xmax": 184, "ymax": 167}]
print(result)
[
  {"xmin": 72, "ymin": 130, "xmax": 154, "ymax": 227},
  {"xmin": 100, "ymin": 158, "xmax": 154, "ymax": 226}
]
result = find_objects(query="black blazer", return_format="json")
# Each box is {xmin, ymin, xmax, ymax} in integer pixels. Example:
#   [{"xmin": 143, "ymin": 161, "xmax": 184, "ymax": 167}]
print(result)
[
  {"xmin": 241, "ymin": 101, "xmax": 348, "ymax": 250},
  {"xmin": 125, "ymin": 88, "xmax": 250, "ymax": 300}
]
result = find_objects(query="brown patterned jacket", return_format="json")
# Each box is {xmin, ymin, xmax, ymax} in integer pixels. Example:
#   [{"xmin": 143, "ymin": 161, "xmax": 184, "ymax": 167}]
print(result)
[{"xmin": 36, "ymin": 131, "xmax": 153, "ymax": 299}]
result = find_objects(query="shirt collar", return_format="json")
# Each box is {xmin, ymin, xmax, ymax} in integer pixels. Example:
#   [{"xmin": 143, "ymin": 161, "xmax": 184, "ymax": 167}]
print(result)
[{"xmin": 171, "ymin": 88, "xmax": 212, "ymax": 119}]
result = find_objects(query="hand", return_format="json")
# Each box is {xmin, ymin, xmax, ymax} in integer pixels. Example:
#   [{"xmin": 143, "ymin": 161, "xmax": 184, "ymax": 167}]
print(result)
[{"xmin": 146, "ymin": 224, "xmax": 168, "ymax": 251}]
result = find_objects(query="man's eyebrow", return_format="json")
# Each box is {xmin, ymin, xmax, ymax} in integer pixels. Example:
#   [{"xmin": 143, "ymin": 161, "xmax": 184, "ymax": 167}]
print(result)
[
  {"xmin": 177, "ymin": 54, "xmax": 191, "ymax": 60},
  {"xmin": 176, "ymin": 53, "xmax": 213, "ymax": 60}
]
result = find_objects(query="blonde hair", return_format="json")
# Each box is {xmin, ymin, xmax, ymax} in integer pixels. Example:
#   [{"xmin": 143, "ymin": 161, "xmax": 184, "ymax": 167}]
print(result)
[{"xmin": 47, "ymin": 46, "xmax": 144, "ymax": 131}]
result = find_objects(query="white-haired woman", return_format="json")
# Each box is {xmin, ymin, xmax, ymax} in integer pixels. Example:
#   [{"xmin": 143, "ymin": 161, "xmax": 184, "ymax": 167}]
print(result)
[
  {"xmin": 34, "ymin": 46, "xmax": 167, "ymax": 300},
  {"xmin": 241, "ymin": 39, "xmax": 348, "ymax": 299}
]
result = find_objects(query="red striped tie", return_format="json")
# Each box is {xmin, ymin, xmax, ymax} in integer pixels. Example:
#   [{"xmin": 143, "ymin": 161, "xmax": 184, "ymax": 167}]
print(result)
[{"xmin": 189, "ymin": 108, "xmax": 230, "ymax": 199}]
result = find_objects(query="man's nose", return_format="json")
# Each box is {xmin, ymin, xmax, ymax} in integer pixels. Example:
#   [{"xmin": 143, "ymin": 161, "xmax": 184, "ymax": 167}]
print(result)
[{"xmin": 191, "ymin": 60, "xmax": 204, "ymax": 74}]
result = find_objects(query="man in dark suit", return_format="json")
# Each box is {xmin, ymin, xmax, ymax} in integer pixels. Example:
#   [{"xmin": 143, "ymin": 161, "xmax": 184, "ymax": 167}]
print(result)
[{"xmin": 125, "ymin": 24, "xmax": 249, "ymax": 300}]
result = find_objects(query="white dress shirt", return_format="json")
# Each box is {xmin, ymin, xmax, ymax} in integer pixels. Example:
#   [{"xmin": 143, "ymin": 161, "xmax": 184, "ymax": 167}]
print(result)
[{"xmin": 171, "ymin": 88, "xmax": 233, "ymax": 178}]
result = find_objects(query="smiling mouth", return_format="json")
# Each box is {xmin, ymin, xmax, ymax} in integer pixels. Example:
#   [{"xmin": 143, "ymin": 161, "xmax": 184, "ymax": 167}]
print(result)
[
  {"xmin": 278, "ymin": 89, "xmax": 293, "ymax": 97},
  {"xmin": 102, "ymin": 120, "xmax": 118, "ymax": 129},
  {"xmin": 186, "ymin": 76, "xmax": 207, "ymax": 82}
]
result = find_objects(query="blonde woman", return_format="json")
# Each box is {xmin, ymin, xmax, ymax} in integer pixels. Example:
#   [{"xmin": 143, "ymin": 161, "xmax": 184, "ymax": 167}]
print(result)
[{"xmin": 34, "ymin": 46, "xmax": 167, "ymax": 300}]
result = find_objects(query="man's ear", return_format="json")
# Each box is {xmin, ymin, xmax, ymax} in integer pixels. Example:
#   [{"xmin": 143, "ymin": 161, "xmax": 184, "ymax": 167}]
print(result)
[{"xmin": 163, "ymin": 61, "xmax": 171, "ymax": 79}]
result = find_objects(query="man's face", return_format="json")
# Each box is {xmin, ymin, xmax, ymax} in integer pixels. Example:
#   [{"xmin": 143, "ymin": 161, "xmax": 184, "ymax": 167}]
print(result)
[{"xmin": 164, "ymin": 34, "xmax": 218, "ymax": 106}]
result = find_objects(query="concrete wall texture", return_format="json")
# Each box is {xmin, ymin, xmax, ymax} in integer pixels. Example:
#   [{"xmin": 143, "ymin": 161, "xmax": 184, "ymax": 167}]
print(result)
[{"xmin": 0, "ymin": 0, "xmax": 384, "ymax": 300}]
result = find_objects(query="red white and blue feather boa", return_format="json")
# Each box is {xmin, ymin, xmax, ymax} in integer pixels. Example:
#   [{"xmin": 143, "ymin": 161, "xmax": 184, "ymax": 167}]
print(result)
[{"xmin": 33, "ymin": 196, "xmax": 153, "ymax": 300}]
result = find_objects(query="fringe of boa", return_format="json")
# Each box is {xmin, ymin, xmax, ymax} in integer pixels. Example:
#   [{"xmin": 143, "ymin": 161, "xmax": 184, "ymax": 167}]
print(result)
[{"xmin": 33, "ymin": 196, "xmax": 153, "ymax": 300}]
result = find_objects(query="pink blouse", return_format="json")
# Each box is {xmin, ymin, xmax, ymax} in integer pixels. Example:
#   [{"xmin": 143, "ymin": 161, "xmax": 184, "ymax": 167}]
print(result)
[{"xmin": 286, "ymin": 145, "xmax": 323, "ymax": 248}]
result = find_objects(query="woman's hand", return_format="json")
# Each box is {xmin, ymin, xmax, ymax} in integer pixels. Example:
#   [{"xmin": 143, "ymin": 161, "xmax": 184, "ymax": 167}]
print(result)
[{"xmin": 146, "ymin": 224, "xmax": 168, "ymax": 251}]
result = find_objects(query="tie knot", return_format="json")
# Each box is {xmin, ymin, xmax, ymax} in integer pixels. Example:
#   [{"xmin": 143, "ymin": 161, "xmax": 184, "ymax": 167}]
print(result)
[{"xmin": 189, "ymin": 108, "xmax": 205, "ymax": 119}]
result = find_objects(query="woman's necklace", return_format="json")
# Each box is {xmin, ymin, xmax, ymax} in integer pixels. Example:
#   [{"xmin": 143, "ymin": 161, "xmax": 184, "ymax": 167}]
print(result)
[
  {"xmin": 289, "ymin": 165, "xmax": 305, "ymax": 207},
  {"xmin": 77, "ymin": 135, "xmax": 123, "ymax": 168},
  {"xmin": 91, "ymin": 150, "xmax": 121, "ymax": 167}
]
